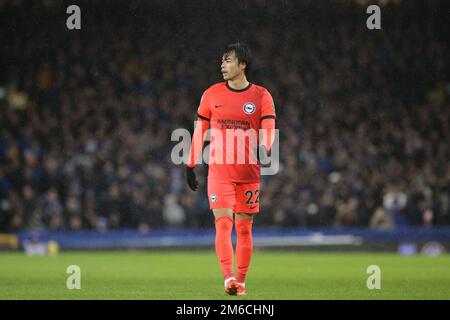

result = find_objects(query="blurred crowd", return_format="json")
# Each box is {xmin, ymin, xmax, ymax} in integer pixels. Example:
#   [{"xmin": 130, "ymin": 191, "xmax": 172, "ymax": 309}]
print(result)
[{"xmin": 0, "ymin": 0, "xmax": 449, "ymax": 232}]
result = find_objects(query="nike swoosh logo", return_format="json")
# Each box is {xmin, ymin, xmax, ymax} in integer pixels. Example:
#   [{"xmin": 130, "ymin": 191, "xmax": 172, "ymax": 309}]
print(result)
[
  {"xmin": 215, "ymin": 105, "xmax": 223, "ymax": 108},
  {"xmin": 250, "ymin": 206, "xmax": 257, "ymax": 209}
]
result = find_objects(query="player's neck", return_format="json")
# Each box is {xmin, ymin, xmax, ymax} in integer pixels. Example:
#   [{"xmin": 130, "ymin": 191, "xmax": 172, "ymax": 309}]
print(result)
[{"xmin": 227, "ymin": 75, "xmax": 249, "ymax": 91}]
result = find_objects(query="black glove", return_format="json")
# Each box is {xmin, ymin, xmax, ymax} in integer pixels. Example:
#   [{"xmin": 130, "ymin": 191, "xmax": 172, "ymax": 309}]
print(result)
[
  {"xmin": 255, "ymin": 145, "xmax": 269, "ymax": 163},
  {"xmin": 186, "ymin": 166, "xmax": 199, "ymax": 191}
]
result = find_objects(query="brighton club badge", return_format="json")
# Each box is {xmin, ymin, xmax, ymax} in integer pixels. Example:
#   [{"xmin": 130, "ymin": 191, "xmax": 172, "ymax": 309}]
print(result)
[{"xmin": 243, "ymin": 102, "xmax": 256, "ymax": 114}]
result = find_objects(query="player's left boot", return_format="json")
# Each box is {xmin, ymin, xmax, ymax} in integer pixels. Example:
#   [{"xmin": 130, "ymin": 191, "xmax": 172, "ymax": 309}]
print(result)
[
  {"xmin": 224, "ymin": 277, "xmax": 238, "ymax": 295},
  {"xmin": 236, "ymin": 283, "xmax": 246, "ymax": 296}
]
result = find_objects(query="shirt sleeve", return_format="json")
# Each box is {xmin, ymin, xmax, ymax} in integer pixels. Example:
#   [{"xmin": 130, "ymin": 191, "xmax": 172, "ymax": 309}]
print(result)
[
  {"xmin": 197, "ymin": 90, "xmax": 212, "ymax": 121},
  {"xmin": 260, "ymin": 89, "xmax": 276, "ymax": 121}
]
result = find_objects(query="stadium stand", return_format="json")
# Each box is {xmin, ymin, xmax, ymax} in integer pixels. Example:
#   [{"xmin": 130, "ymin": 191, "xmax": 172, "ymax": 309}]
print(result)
[{"xmin": 0, "ymin": 0, "xmax": 449, "ymax": 238}]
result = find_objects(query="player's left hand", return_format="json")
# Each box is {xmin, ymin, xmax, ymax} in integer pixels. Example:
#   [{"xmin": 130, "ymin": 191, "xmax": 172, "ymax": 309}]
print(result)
[{"xmin": 255, "ymin": 145, "xmax": 270, "ymax": 164}]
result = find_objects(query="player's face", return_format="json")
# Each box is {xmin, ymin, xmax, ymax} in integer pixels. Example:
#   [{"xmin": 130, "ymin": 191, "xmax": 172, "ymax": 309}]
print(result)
[{"xmin": 221, "ymin": 51, "xmax": 245, "ymax": 81}]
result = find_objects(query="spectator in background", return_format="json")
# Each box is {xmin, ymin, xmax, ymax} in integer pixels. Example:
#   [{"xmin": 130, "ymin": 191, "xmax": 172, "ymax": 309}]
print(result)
[
  {"xmin": 383, "ymin": 185, "xmax": 408, "ymax": 227},
  {"xmin": 162, "ymin": 194, "xmax": 185, "ymax": 227},
  {"xmin": 370, "ymin": 206, "xmax": 395, "ymax": 230}
]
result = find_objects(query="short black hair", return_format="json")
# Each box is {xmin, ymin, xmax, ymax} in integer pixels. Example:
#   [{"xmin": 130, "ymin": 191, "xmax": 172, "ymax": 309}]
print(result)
[{"xmin": 223, "ymin": 42, "xmax": 252, "ymax": 75}]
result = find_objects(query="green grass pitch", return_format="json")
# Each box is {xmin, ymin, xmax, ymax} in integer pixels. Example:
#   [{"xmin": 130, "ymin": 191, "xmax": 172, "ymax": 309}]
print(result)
[{"xmin": 0, "ymin": 251, "xmax": 449, "ymax": 299}]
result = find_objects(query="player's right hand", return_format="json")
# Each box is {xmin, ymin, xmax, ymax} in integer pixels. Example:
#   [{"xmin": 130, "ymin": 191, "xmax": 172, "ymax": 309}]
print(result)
[{"xmin": 186, "ymin": 166, "xmax": 199, "ymax": 191}]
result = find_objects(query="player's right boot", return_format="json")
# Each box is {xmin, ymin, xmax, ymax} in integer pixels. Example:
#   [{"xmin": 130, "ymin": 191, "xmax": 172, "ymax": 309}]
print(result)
[
  {"xmin": 236, "ymin": 283, "xmax": 246, "ymax": 296},
  {"xmin": 224, "ymin": 277, "xmax": 238, "ymax": 295}
]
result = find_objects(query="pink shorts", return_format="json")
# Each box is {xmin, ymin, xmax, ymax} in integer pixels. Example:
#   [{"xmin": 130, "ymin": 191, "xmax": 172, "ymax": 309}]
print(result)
[{"xmin": 207, "ymin": 177, "xmax": 260, "ymax": 214}]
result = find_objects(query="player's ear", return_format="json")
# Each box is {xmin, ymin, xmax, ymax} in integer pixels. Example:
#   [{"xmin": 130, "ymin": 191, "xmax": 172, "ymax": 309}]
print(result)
[{"xmin": 240, "ymin": 62, "xmax": 247, "ymax": 72}]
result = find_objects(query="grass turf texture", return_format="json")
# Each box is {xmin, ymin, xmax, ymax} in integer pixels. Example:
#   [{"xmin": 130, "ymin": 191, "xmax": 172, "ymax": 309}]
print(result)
[{"xmin": 0, "ymin": 251, "xmax": 449, "ymax": 299}]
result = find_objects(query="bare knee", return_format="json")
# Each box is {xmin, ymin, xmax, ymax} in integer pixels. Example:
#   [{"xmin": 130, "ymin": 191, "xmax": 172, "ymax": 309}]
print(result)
[
  {"xmin": 213, "ymin": 208, "xmax": 234, "ymax": 220},
  {"xmin": 235, "ymin": 213, "xmax": 254, "ymax": 221}
]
